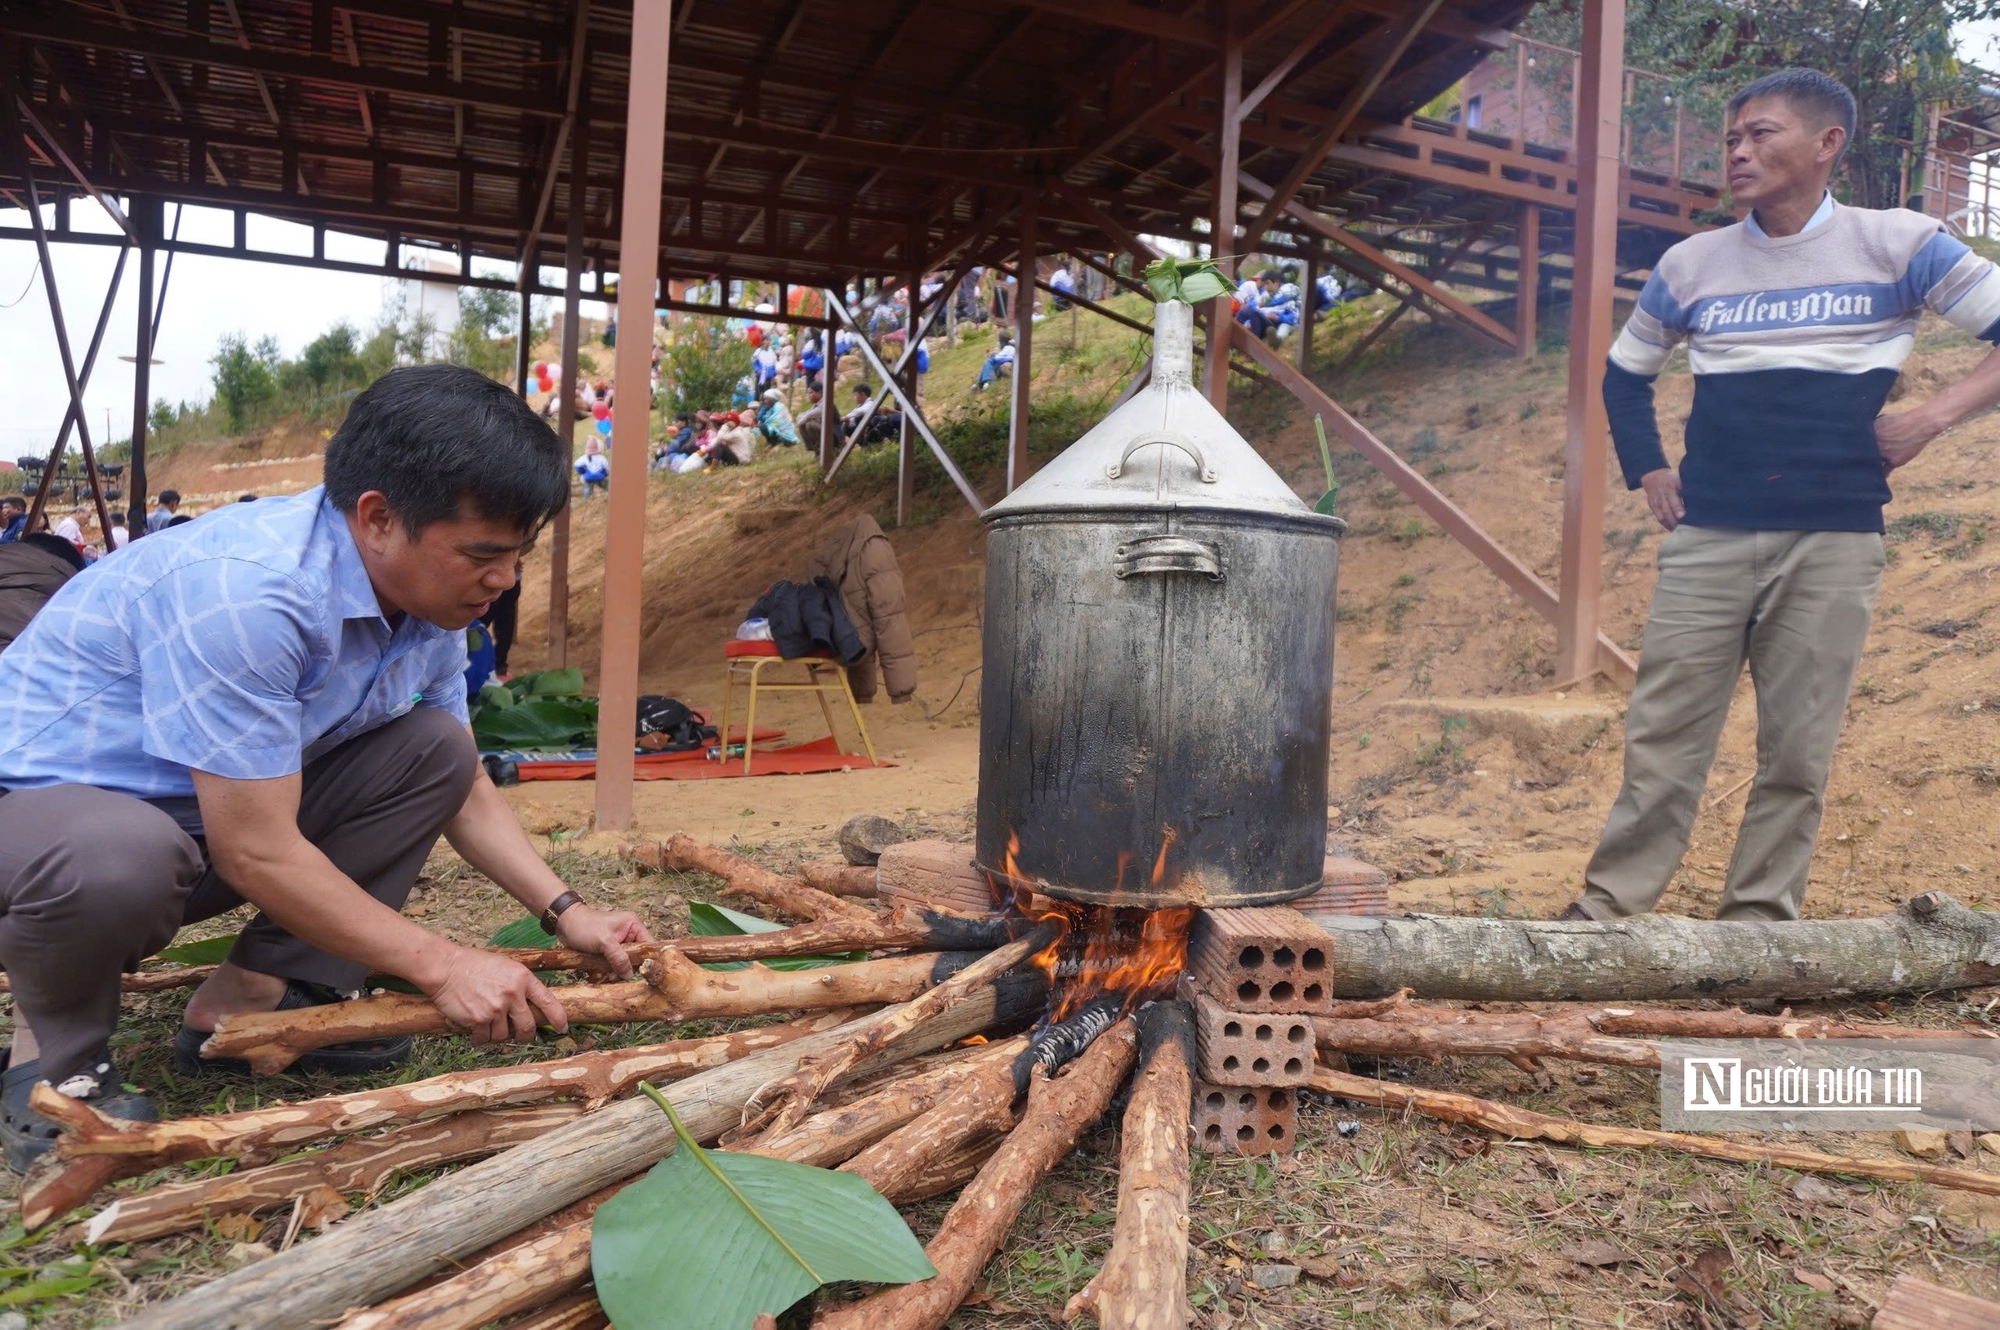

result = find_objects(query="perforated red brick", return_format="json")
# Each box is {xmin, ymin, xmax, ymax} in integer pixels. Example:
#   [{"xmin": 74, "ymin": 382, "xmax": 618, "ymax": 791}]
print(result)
[
  {"xmin": 1290, "ymin": 854, "xmax": 1391, "ymax": 917},
  {"xmin": 1189, "ymin": 907, "xmax": 1335, "ymax": 1013},
  {"xmin": 1190, "ymin": 1081, "xmax": 1298, "ymax": 1155},
  {"xmin": 1192, "ymin": 994, "xmax": 1314, "ymax": 1086}
]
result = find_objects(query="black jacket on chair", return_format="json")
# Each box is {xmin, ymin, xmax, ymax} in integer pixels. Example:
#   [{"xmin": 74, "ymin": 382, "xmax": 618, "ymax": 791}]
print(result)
[{"xmin": 748, "ymin": 577, "xmax": 867, "ymax": 664}]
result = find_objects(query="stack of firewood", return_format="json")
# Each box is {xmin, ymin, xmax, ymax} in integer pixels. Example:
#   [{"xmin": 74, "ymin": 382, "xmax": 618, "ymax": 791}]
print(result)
[{"xmin": 12, "ymin": 829, "xmax": 2000, "ymax": 1330}]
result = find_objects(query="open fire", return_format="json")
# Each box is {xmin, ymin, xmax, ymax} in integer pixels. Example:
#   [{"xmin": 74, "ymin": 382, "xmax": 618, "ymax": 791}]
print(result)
[{"xmin": 990, "ymin": 831, "xmax": 1196, "ymax": 1083}]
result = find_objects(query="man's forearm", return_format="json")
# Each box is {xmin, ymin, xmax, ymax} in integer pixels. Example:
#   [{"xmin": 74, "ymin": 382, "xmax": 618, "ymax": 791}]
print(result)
[
  {"xmin": 1912, "ymin": 343, "xmax": 2000, "ymax": 434},
  {"xmin": 221, "ymin": 840, "xmax": 454, "ymax": 987},
  {"xmin": 442, "ymin": 768, "xmax": 571, "ymax": 916}
]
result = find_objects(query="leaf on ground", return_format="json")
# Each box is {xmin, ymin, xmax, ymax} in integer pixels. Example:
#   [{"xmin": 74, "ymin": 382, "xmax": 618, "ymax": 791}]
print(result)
[
  {"xmin": 1791, "ymin": 1267, "xmax": 1834, "ymax": 1293},
  {"xmin": 1790, "ymin": 1176, "xmax": 1840, "ymax": 1204},
  {"xmin": 591, "ymin": 1084, "xmax": 936, "ymax": 1330},
  {"xmin": 1672, "ymin": 1245, "xmax": 1734, "ymax": 1310},
  {"xmin": 157, "ymin": 933, "xmax": 240, "ymax": 966},
  {"xmin": 209, "ymin": 1212, "xmax": 263, "ymax": 1242},
  {"xmin": 296, "ymin": 1185, "xmax": 349, "ymax": 1231},
  {"xmin": 688, "ymin": 901, "xmax": 864, "ymax": 972},
  {"xmin": 1561, "ymin": 1240, "xmax": 1634, "ymax": 1267}
]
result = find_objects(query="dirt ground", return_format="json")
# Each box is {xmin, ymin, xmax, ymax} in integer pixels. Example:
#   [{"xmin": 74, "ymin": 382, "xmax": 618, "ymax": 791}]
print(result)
[{"xmin": 81, "ymin": 299, "xmax": 2000, "ymax": 1328}]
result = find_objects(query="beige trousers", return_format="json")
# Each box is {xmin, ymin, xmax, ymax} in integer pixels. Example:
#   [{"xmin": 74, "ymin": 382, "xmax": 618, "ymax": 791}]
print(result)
[{"xmin": 1581, "ymin": 525, "xmax": 1884, "ymax": 923}]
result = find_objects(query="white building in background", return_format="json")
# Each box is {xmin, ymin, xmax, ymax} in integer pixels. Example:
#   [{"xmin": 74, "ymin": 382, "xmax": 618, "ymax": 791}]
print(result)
[{"xmin": 390, "ymin": 247, "xmax": 461, "ymax": 361}]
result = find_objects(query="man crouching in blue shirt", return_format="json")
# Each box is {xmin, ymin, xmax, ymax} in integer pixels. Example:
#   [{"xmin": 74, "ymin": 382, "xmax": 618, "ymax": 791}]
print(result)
[{"xmin": 0, "ymin": 364, "xmax": 651, "ymax": 1169}]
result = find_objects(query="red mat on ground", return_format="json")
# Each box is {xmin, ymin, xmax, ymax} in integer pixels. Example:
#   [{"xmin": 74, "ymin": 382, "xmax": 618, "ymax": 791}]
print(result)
[{"xmin": 514, "ymin": 735, "xmax": 889, "ymax": 781}]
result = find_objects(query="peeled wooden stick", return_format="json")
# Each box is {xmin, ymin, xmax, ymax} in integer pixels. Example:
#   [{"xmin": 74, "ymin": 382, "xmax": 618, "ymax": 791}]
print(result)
[
  {"xmin": 745, "ymin": 1037, "xmax": 1028, "ymax": 1169},
  {"xmin": 0, "ymin": 965, "xmax": 218, "ymax": 995},
  {"xmin": 802, "ymin": 863, "xmax": 880, "ymax": 897},
  {"xmin": 892, "ymin": 1134, "xmax": 1006, "ymax": 1204},
  {"xmin": 77, "ymin": 1105, "xmax": 583, "ymax": 1246},
  {"xmin": 1581, "ymin": 1006, "xmax": 2000, "ymax": 1042},
  {"xmin": 1309, "ymin": 1067, "xmax": 2000, "ymax": 1197},
  {"xmin": 507, "ymin": 906, "xmax": 1016, "ymax": 973},
  {"xmin": 814, "ymin": 1018, "xmax": 1139, "ymax": 1330},
  {"xmin": 631, "ymin": 834, "xmax": 876, "ymax": 921},
  {"xmin": 29, "ymin": 1011, "xmax": 861, "ymax": 1208},
  {"xmin": 837, "ymin": 1052, "xmax": 1020, "ymax": 1198},
  {"xmin": 748, "ymin": 923, "xmax": 1059, "ymax": 1138},
  {"xmin": 1064, "ymin": 1001, "xmax": 1195, "ymax": 1330},
  {"xmin": 1314, "ymin": 1012, "xmax": 1664, "ymax": 1069},
  {"xmin": 196, "ymin": 948, "xmax": 983, "ymax": 1074}
]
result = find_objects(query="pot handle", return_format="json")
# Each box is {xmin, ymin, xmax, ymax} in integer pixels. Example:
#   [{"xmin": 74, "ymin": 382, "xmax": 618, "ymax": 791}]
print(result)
[
  {"xmin": 1114, "ymin": 534, "xmax": 1223, "ymax": 581},
  {"xmin": 1105, "ymin": 430, "xmax": 1217, "ymax": 483}
]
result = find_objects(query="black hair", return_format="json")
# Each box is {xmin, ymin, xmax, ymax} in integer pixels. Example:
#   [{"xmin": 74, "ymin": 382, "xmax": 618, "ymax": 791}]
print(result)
[
  {"xmin": 158, "ymin": 489, "xmax": 181, "ymax": 505},
  {"xmin": 21, "ymin": 531, "xmax": 84, "ymax": 571},
  {"xmin": 166, "ymin": 514, "xmax": 194, "ymax": 527},
  {"xmin": 238, "ymin": 493, "xmax": 258, "ymax": 503},
  {"xmin": 1258, "ymin": 268, "xmax": 1283, "ymax": 282},
  {"xmin": 324, "ymin": 364, "xmax": 570, "ymax": 537},
  {"xmin": 853, "ymin": 382, "xmax": 872, "ymax": 397},
  {"xmin": 675, "ymin": 412, "xmax": 692, "ymax": 424},
  {"xmin": 1728, "ymin": 69, "xmax": 1856, "ymax": 149},
  {"xmin": 0, "ymin": 496, "xmax": 23, "ymax": 513}
]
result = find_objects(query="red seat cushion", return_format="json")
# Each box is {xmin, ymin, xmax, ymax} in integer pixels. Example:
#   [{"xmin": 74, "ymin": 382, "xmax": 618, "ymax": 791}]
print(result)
[{"xmin": 724, "ymin": 639, "xmax": 835, "ymax": 661}]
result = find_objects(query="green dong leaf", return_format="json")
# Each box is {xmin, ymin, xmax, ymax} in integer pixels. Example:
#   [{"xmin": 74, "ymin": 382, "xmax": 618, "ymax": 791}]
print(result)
[
  {"xmin": 157, "ymin": 933, "xmax": 240, "ymax": 966},
  {"xmin": 687, "ymin": 902, "xmax": 865, "ymax": 972},
  {"xmin": 1176, "ymin": 270, "xmax": 1233, "ymax": 305},
  {"xmin": 488, "ymin": 915, "xmax": 558, "ymax": 949},
  {"xmin": 591, "ymin": 1085, "xmax": 935, "ymax": 1329}
]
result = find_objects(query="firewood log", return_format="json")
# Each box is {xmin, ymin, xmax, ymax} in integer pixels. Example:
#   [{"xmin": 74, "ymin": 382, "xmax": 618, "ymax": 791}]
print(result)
[
  {"xmin": 746, "ymin": 924, "xmax": 1059, "ymax": 1138},
  {"xmin": 1297, "ymin": 892, "xmax": 2000, "ymax": 1000},
  {"xmin": 500, "ymin": 1293, "xmax": 607, "ymax": 1330},
  {"xmin": 836, "ymin": 1052, "xmax": 1019, "ymax": 1199},
  {"xmin": 0, "ymin": 965, "xmax": 218, "ymax": 995},
  {"xmin": 119, "ymin": 975, "xmax": 1047, "ymax": 1330},
  {"xmin": 1309, "ymin": 1067, "xmax": 2000, "ymax": 1197},
  {"xmin": 875, "ymin": 840, "xmax": 1001, "ymax": 916},
  {"xmin": 1063, "ymin": 1001, "xmax": 1195, "ymax": 1330},
  {"xmin": 24, "ymin": 1010, "xmax": 862, "ymax": 1229},
  {"xmin": 890, "ymin": 1133, "xmax": 1006, "ymax": 1205},
  {"xmin": 1313, "ymin": 1012, "xmax": 1664, "ymax": 1069},
  {"xmin": 1581, "ymin": 1006, "xmax": 2000, "ymax": 1042},
  {"xmin": 627, "ymin": 834, "xmax": 875, "ymax": 921},
  {"xmin": 194, "ymin": 949, "xmax": 990, "ymax": 1075},
  {"xmin": 813, "ymin": 1018, "xmax": 1139, "ymax": 1330},
  {"xmin": 802, "ymin": 864, "xmax": 880, "ymax": 897},
  {"xmin": 77, "ymin": 1105, "xmax": 583, "ymax": 1245},
  {"xmin": 1871, "ymin": 1273, "xmax": 2000, "ymax": 1330},
  {"xmin": 505, "ymin": 905, "xmax": 1013, "ymax": 970},
  {"xmin": 744, "ymin": 1037, "xmax": 1028, "ymax": 1168}
]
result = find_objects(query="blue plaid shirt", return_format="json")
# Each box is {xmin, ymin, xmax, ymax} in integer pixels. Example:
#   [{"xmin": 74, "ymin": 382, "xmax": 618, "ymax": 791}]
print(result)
[{"xmin": 0, "ymin": 487, "xmax": 469, "ymax": 811}]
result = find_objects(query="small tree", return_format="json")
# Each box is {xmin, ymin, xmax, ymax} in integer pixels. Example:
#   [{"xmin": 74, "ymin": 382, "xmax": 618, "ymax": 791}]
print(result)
[
  {"xmin": 658, "ymin": 318, "xmax": 753, "ymax": 420},
  {"xmin": 211, "ymin": 332, "xmax": 278, "ymax": 432}
]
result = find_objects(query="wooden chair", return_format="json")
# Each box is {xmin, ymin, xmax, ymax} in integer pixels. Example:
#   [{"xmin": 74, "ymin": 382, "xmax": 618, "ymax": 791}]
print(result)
[{"xmin": 714, "ymin": 640, "xmax": 879, "ymax": 775}]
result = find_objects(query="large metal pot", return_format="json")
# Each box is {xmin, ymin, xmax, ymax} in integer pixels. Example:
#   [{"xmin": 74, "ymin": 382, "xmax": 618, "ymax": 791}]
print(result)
[{"xmin": 974, "ymin": 300, "xmax": 1345, "ymax": 908}]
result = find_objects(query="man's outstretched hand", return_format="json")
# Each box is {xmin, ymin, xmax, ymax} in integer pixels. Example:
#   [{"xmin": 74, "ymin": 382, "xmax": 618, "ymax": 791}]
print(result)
[
  {"xmin": 1640, "ymin": 468, "xmax": 1685, "ymax": 531},
  {"xmin": 556, "ymin": 904, "xmax": 653, "ymax": 980},
  {"xmin": 426, "ymin": 947, "xmax": 571, "ymax": 1044}
]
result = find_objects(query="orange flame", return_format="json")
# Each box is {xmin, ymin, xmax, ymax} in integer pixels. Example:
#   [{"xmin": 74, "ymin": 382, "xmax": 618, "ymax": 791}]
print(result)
[{"xmin": 997, "ymin": 827, "xmax": 1194, "ymax": 1023}]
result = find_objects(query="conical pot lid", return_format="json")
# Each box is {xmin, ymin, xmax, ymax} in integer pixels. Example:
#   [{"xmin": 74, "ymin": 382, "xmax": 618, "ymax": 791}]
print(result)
[{"xmin": 984, "ymin": 300, "xmax": 1329, "ymax": 521}]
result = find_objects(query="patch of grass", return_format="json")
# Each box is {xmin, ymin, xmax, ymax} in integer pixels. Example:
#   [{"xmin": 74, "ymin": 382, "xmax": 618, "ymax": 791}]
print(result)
[{"xmin": 1413, "ymin": 714, "xmax": 1469, "ymax": 769}]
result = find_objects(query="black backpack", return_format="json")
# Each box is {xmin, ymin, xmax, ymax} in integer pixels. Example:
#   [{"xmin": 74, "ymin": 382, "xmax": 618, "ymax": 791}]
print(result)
[{"xmin": 636, "ymin": 695, "xmax": 716, "ymax": 751}]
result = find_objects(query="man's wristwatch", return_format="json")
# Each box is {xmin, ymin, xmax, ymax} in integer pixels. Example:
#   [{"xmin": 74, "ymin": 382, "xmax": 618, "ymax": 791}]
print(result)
[{"xmin": 540, "ymin": 890, "xmax": 586, "ymax": 936}]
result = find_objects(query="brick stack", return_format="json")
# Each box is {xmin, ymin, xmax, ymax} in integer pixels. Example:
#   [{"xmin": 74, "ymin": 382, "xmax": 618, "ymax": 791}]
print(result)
[{"xmin": 1183, "ymin": 905, "xmax": 1335, "ymax": 1155}]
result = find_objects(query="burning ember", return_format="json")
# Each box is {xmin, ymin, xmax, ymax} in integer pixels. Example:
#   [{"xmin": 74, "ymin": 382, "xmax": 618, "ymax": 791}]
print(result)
[{"xmin": 991, "ymin": 832, "xmax": 1196, "ymax": 1079}]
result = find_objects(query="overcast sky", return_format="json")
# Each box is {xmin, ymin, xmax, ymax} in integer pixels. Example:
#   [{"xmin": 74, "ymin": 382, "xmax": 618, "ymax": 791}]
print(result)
[{"xmin": 4, "ymin": 18, "xmax": 1997, "ymax": 464}]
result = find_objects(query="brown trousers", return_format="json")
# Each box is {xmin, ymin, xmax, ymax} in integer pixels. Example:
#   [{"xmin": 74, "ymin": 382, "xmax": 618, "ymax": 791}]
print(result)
[{"xmin": 0, "ymin": 708, "xmax": 476, "ymax": 1084}]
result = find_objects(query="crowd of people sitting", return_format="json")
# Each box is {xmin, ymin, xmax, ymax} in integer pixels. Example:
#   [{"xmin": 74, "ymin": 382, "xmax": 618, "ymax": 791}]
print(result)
[{"xmin": 1234, "ymin": 266, "xmax": 1356, "ymax": 344}]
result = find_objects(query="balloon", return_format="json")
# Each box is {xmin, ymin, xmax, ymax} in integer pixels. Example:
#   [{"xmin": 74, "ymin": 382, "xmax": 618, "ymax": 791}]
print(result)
[
  {"xmin": 596, "ymin": 418, "xmax": 612, "ymax": 436},
  {"xmin": 746, "ymin": 325, "xmax": 763, "ymax": 348},
  {"xmin": 592, "ymin": 402, "xmax": 610, "ymax": 421},
  {"xmin": 533, "ymin": 361, "xmax": 547, "ymax": 376},
  {"xmin": 537, "ymin": 376, "xmax": 553, "ymax": 393}
]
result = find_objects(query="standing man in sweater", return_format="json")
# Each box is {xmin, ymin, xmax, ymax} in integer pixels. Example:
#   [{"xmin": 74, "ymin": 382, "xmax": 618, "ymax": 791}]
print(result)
[{"xmin": 1567, "ymin": 69, "xmax": 2000, "ymax": 923}]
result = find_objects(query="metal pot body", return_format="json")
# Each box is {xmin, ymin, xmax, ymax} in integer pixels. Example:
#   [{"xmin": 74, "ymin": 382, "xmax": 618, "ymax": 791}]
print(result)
[{"xmin": 975, "ymin": 504, "xmax": 1340, "ymax": 908}]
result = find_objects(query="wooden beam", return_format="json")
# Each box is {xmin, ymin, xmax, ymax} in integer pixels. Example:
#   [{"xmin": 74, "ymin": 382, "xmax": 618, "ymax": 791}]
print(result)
[
  {"xmin": 1555, "ymin": 0, "xmax": 1624, "ymax": 686},
  {"xmin": 1232, "ymin": 326, "xmax": 1636, "ymax": 687},
  {"xmin": 1239, "ymin": 0, "xmax": 1446, "ymax": 249},
  {"xmin": 1004, "ymin": 0, "xmax": 1214, "ymax": 47},
  {"xmin": 594, "ymin": 0, "xmax": 671, "ymax": 832},
  {"xmin": 1515, "ymin": 200, "xmax": 1539, "ymax": 358},
  {"xmin": 1203, "ymin": 13, "xmax": 1242, "ymax": 409},
  {"xmin": 1008, "ymin": 191, "xmax": 1037, "ymax": 493}
]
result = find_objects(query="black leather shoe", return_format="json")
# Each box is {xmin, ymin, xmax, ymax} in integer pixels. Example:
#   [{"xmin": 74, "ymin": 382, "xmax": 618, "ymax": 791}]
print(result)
[{"xmin": 2, "ymin": 1049, "xmax": 157, "ymax": 1173}]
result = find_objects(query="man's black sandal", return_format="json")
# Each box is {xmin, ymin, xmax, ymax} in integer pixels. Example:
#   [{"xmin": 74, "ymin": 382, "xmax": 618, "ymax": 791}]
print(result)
[
  {"xmin": 173, "ymin": 980, "xmax": 412, "ymax": 1077},
  {"xmin": 1, "ymin": 1049, "xmax": 158, "ymax": 1173}
]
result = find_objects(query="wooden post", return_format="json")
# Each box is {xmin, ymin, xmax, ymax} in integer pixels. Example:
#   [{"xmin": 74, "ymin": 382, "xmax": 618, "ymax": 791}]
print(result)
[
  {"xmin": 515, "ymin": 289, "xmax": 533, "ymax": 396},
  {"xmin": 819, "ymin": 315, "xmax": 838, "ymax": 472},
  {"xmin": 594, "ymin": 0, "xmax": 670, "ymax": 832},
  {"xmin": 127, "ymin": 196, "xmax": 158, "ymax": 535},
  {"xmin": 1515, "ymin": 201, "xmax": 1539, "ymax": 359},
  {"xmin": 897, "ymin": 254, "xmax": 921, "ymax": 526},
  {"xmin": 1554, "ymin": 0, "xmax": 1625, "ymax": 686},
  {"xmin": 1299, "ymin": 252, "xmax": 1317, "ymax": 373},
  {"xmin": 1202, "ymin": 12, "xmax": 1243, "ymax": 410},
  {"xmin": 1006, "ymin": 191, "xmax": 1036, "ymax": 494},
  {"xmin": 549, "ymin": 115, "xmax": 586, "ymax": 669}
]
